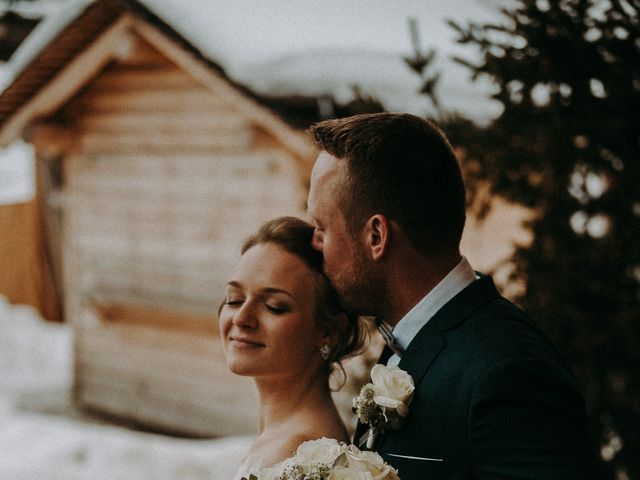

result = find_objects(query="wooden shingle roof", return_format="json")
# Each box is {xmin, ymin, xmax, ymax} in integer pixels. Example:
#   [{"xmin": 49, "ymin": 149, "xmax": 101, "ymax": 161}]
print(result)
[{"xmin": 0, "ymin": 0, "xmax": 316, "ymax": 161}]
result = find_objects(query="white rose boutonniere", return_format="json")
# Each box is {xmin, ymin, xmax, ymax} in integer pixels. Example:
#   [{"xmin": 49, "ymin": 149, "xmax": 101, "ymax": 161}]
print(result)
[{"xmin": 353, "ymin": 364, "xmax": 415, "ymax": 448}]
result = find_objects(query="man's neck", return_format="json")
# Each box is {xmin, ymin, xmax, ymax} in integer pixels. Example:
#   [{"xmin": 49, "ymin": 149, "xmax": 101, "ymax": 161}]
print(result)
[{"xmin": 382, "ymin": 253, "xmax": 462, "ymax": 328}]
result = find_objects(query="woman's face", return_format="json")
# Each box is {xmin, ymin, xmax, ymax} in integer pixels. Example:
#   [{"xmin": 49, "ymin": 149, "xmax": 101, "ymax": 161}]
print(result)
[{"xmin": 219, "ymin": 242, "xmax": 326, "ymax": 379}]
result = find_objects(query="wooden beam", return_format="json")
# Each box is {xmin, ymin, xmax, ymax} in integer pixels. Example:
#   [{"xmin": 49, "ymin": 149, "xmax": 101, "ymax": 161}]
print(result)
[
  {"xmin": 77, "ymin": 131, "xmax": 251, "ymax": 153},
  {"xmin": 29, "ymin": 123, "xmax": 76, "ymax": 160},
  {"xmin": 78, "ymin": 111, "xmax": 247, "ymax": 133},
  {"xmin": 78, "ymin": 90, "xmax": 229, "ymax": 113},
  {"xmin": 90, "ymin": 298, "xmax": 218, "ymax": 336},
  {"xmin": 87, "ymin": 68, "xmax": 196, "ymax": 91}
]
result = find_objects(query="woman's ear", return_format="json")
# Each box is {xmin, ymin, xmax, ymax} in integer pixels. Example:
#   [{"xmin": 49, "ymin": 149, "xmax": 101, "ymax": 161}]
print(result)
[
  {"xmin": 364, "ymin": 214, "xmax": 390, "ymax": 261},
  {"xmin": 319, "ymin": 311, "xmax": 348, "ymax": 348}
]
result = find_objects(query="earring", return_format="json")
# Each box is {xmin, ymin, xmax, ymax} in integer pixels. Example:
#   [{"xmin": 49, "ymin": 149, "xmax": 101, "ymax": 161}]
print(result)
[{"xmin": 319, "ymin": 344, "xmax": 331, "ymax": 361}]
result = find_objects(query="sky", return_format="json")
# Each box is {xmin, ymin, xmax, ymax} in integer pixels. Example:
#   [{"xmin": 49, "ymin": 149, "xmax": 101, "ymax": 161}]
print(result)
[
  {"xmin": 148, "ymin": 0, "xmax": 506, "ymax": 64},
  {"xmin": 144, "ymin": 0, "xmax": 509, "ymax": 117}
]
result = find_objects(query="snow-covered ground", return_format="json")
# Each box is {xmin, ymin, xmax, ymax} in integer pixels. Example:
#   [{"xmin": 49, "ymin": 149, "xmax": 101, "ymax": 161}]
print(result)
[{"xmin": 0, "ymin": 296, "xmax": 251, "ymax": 479}]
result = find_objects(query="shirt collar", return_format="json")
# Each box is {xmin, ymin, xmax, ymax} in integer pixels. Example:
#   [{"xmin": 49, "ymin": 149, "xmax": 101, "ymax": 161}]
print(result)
[{"xmin": 388, "ymin": 256, "xmax": 476, "ymax": 363}]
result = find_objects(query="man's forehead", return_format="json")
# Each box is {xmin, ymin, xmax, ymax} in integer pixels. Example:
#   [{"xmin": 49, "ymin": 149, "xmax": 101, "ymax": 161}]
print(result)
[
  {"xmin": 308, "ymin": 152, "xmax": 343, "ymax": 215},
  {"xmin": 312, "ymin": 151, "xmax": 344, "ymax": 179}
]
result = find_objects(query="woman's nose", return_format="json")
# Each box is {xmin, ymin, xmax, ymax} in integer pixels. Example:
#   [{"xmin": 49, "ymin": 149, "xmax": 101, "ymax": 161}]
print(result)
[{"xmin": 232, "ymin": 302, "xmax": 258, "ymax": 329}]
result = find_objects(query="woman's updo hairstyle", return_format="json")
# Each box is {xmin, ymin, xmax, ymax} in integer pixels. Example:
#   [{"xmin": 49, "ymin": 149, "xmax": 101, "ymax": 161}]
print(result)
[{"xmin": 241, "ymin": 216, "xmax": 366, "ymax": 373}]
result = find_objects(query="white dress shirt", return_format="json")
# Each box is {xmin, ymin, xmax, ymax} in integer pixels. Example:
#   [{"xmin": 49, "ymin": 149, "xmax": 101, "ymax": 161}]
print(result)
[{"xmin": 386, "ymin": 256, "xmax": 477, "ymax": 367}]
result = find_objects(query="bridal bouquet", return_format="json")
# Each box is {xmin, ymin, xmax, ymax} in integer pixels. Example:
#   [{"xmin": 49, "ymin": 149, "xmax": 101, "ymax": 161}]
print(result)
[
  {"xmin": 352, "ymin": 364, "xmax": 415, "ymax": 449},
  {"xmin": 242, "ymin": 437, "xmax": 400, "ymax": 480}
]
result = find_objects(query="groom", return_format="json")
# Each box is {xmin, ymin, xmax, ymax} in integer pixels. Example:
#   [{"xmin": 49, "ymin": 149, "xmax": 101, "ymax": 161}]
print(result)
[{"xmin": 306, "ymin": 113, "xmax": 601, "ymax": 479}]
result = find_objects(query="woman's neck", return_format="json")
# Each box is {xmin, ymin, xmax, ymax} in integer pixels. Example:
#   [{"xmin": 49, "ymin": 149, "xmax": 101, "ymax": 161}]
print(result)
[
  {"xmin": 254, "ymin": 369, "xmax": 332, "ymax": 434},
  {"xmin": 241, "ymin": 368, "xmax": 349, "ymax": 471}
]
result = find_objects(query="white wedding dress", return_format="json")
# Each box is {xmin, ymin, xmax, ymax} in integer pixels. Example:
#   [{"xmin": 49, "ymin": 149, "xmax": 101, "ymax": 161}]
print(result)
[{"xmin": 233, "ymin": 456, "xmax": 287, "ymax": 480}]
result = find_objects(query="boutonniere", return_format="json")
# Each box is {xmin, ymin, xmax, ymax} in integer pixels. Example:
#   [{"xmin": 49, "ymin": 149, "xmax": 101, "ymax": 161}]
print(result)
[{"xmin": 353, "ymin": 364, "xmax": 415, "ymax": 449}]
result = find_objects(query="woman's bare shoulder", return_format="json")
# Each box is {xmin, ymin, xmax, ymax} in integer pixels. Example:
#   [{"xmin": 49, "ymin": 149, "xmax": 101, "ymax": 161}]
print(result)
[
  {"xmin": 276, "ymin": 422, "xmax": 348, "ymax": 460},
  {"xmin": 247, "ymin": 431, "xmax": 321, "ymax": 470}
]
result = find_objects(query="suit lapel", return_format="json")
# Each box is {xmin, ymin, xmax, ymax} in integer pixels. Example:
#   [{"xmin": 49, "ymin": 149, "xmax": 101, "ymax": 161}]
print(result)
[
  {"xmin": 397, "ymin": 324, "xmax": 445, "ymax": 388},
  {"xmin": 357, "ymin": 276, "xmax": 501, "ymax": 449},
  {"xmin": 398, "ymin": 275, "xmax": 501, "ymax": 387}
]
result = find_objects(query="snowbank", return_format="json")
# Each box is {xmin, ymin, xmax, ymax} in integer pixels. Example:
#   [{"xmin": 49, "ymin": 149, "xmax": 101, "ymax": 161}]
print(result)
[{"xmin": 0, "ymin": 141, "xmax": 35, "ymax": 205}]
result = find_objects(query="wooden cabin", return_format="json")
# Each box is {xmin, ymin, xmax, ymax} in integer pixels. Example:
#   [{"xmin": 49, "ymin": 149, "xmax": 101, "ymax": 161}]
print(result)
[
  {"xmin": 0, "ymin": 0, "xmax": 530, "ymax": 438},
  {"xmin": 0, "ymin": 0, "xmax": 315, "ymax": 436}
]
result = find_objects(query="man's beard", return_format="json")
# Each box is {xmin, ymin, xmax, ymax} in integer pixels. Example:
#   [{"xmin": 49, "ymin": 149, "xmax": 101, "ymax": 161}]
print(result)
[{"xmin": 326, "ymin": 249, "xmax": 386, "ymax": 318}]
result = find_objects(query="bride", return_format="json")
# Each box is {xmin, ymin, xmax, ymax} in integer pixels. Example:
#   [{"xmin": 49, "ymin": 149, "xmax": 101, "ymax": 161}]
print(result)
[{"xmin": 219, "ymin": 217, "xmax": 366, "ymax": 477}]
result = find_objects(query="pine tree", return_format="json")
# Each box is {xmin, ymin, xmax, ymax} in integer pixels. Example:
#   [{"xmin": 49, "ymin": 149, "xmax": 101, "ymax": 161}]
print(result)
[{"xmin": 444, "ymin": 1, "xmax": 640, "ymax": 478}]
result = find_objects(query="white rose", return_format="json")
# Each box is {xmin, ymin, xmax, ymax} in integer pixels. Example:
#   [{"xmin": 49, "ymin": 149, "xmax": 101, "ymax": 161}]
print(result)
[
  {"xmin": 294, "ymin": 437, "xmax": 345, "ymax": 466},
  {"xmin": 345, "ymin": 445, "xmax": 400, "ymax": 480},
  {"xmin": 370, "ymin": 364, "xmax": 415, "ymax": 415},
  {"xmin": 371, "ymin": 396, "xmax": 409, "ymax": 417},
  {"xmin": 328, "ymin": 466, "xmax": 374, "ymax": 480},
  {"xmin": 254, "ymin": 466, "xmax": 281, "ymax": 480}
]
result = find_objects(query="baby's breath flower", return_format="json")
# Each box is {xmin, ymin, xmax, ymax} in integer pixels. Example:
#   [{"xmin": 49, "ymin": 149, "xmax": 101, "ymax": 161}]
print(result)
[
  {"xmin": 355, "ymin": 398, "xmax": 378, "ymax": 425},
  {"xmin": 353, "ymin": 366, "xmax": 415, "ymax": 442},
  {"xmin": 361, "ymin": 384, "xmax": 375, "ymax": 400}
]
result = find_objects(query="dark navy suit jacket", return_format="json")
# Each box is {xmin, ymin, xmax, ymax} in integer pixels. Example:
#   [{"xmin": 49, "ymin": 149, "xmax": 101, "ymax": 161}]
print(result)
[{"xmin": 355, "ymin": 275, "xmax": 600, "ymax": 480}]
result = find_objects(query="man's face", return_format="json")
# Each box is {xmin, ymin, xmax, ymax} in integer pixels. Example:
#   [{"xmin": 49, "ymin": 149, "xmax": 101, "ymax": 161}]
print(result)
[{"xmin": 308, "ymin": 152, "xmax": 381, "ymax": 315}]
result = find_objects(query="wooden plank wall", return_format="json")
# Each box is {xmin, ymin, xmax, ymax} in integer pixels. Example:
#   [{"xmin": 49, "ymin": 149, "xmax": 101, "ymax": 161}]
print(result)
[
  {"xmin": 40, "ymin": 33, "xmax": 308, "ymax": 436},
  {"xmin": 0, "ymin": 199, "xmax": 61, "ymax": 321}
]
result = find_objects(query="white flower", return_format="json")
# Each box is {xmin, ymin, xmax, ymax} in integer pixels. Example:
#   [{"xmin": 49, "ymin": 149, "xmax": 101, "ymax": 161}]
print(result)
[
  {"xmin": 370, "ymin": 364, "xmax": 415, "ymax": 417},
  {"xmin": 293, "ymin": 437, "xmax": 346, "ymax": 467},
  {"xmin": 253, "ymin": 467, "xmax": 281, "ymax": 480},
  {"xmin": 328, "ymin": 466, "xmax": 374, "ymax": 480},
  {"xmin": 345, "ymin": 445, "xmax": 400, "ymax": 480}
]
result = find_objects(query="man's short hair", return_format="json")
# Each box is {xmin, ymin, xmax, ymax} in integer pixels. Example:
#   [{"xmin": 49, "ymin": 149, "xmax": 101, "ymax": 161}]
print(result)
[{"xmin": 308, "ymin": 112, "xmax": 466, "ymax": 258}]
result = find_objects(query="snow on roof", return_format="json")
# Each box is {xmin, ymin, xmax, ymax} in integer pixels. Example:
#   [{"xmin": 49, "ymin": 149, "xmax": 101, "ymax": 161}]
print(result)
[{"xmin": 0, "ymin": 0, "xmax": 93, "ymax": 92}]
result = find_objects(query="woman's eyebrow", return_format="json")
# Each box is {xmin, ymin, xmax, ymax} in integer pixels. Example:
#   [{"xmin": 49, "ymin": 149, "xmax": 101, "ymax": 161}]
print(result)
[
  {"xmin": 225, "ymin": 282, "xmax": 293, "ymax": 299},
  {"xmin": 262, "ymin": 287, "xmax": 294, "ymax": 299}
]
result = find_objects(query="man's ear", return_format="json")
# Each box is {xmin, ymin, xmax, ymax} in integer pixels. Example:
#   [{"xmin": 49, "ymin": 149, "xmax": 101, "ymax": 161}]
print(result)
[{"xmin": 364, "ymin": 214, "xmax": 390, "ymax": 261}]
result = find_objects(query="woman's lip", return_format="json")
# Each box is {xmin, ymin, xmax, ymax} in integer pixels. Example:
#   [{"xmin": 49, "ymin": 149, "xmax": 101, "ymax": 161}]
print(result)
[{"xmin": 229, "ymin": 337, "xmax": 265, "ymax": 347}]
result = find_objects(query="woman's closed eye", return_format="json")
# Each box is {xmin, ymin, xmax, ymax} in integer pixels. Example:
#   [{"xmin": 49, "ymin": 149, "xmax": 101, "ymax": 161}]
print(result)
[
  {"xmin": 224, "ymin": 297, "xmax": 290, "ymax": 314},
  {"xmin": 265, "ymin": 302, "xmax": 291, "ymax": 314},
  {"xmin": 224, "ymin": 298, "xmax": 244, "ymax": 307}
]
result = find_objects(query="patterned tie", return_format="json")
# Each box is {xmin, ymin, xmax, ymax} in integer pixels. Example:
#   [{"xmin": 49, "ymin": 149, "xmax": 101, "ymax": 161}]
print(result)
[
  {"xmin": 377, "ymin": 344, "xmax": 395, "ymax": 366},
  {"xmin": 375, "ymin": 318, "xmax": 405, "ymax": 358}
]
